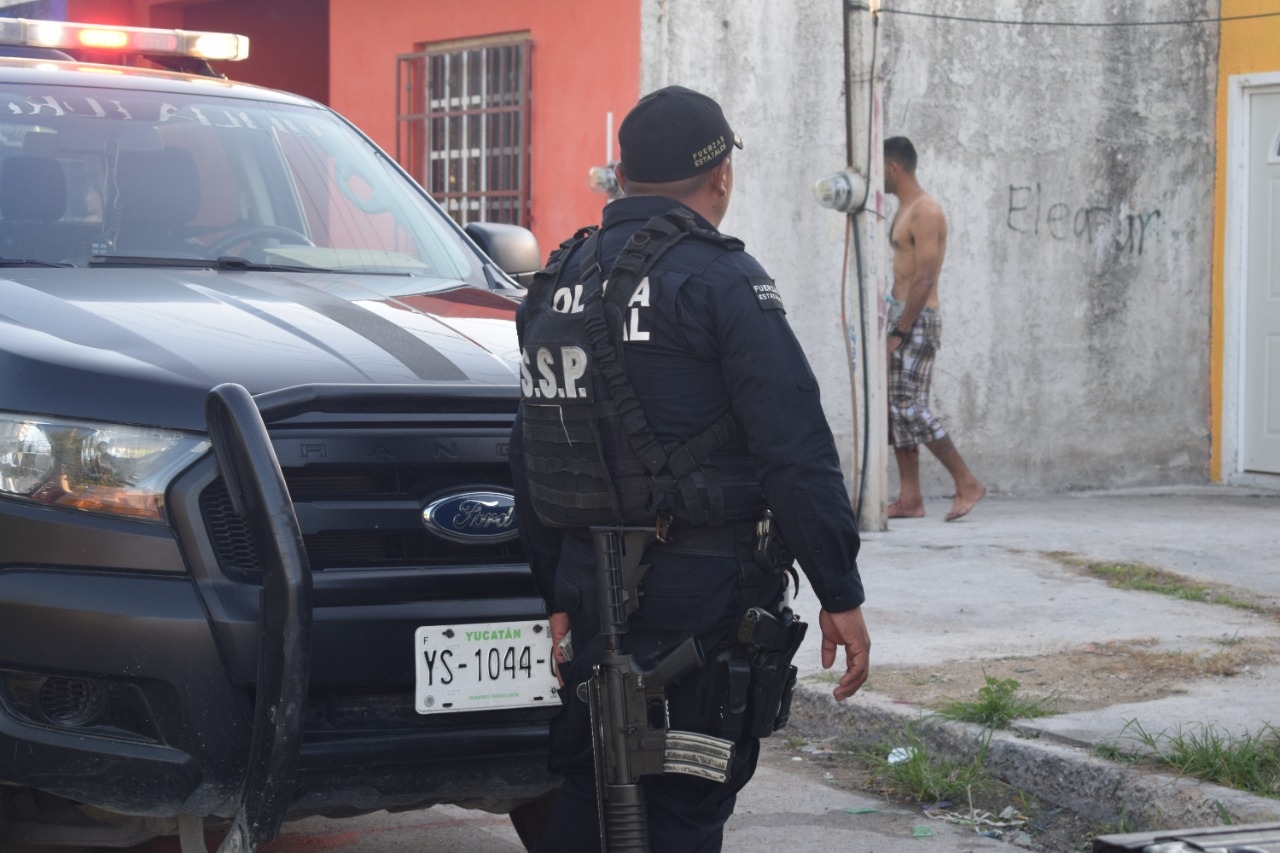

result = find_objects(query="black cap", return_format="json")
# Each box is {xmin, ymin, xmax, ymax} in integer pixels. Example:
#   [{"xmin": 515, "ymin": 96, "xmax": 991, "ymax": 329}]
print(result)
[{"xmin": 618, "ymin": 86, "xmax": 743, "ymax": 183}]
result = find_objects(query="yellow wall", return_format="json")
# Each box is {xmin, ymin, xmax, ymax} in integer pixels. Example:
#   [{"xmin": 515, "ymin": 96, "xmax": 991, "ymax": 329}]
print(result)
[{"xmin": 1211, "ymin": 0, "xmax": 1280, "ymax": 480}]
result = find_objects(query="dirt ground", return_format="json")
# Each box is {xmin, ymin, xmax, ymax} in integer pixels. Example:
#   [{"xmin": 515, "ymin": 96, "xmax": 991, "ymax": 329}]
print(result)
[
  {"xmin": 778, "ymin": 633, "xmax": 1280, "ymax": 852},
  {"xmin": 864, "ymin": 634, "xmax": 1280, "ymax": 716}
]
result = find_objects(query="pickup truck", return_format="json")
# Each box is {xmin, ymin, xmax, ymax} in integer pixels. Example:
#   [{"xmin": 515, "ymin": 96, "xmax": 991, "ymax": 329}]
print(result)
[{"xmin": 0, "ymin": 18, "xmax": 556, "ymax": 852}]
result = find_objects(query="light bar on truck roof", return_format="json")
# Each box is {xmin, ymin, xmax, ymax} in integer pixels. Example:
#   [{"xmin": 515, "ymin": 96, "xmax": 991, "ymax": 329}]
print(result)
[{"xmin": 0, "ymin": 18, "xmax": 249, "ymax": 61}]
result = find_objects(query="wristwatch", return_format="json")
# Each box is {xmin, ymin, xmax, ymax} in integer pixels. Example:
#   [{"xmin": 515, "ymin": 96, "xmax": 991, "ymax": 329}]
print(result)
[{"xmin": 889, "ymin": 326, "xmax": 907, "ymax": 340}]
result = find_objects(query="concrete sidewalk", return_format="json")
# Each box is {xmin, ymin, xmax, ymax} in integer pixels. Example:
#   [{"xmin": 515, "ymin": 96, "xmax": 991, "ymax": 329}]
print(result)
[{"xmin": 787, "ymin": 485, "xmax": 1280, "ymax": 830}]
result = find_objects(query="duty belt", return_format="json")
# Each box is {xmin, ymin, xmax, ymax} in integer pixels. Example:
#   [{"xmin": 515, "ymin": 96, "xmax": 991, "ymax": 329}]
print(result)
[
  {"xmin": 572, "ymin": 519, "xmax": 757, "ymax": 557},
  {"xmin": 658, "ymin": 520, "xmax": 760, "ymax": 555}
]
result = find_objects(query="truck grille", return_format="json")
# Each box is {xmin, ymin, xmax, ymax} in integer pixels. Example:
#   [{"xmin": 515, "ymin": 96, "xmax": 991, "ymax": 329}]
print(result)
[{"xmin": 199, "ymin": 417, "xmax": 522, "ymax": 579}]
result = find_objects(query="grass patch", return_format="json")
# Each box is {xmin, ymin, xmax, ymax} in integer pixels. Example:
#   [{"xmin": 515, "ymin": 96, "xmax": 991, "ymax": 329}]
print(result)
[
  {"xmin": 1093, "ymin": 562, "xmax": 1216, "ymax": 600},
  {"xmin": 1101, "ymin": 719, "xmax": 1280, "ymax": 799},
  {"xmin": 935, "ymin": 672, "xmax": 1059, "ymax": 728},
  {"xmin": 1093, "ymin": 741, "xmax": 1144, "ymax": 764},
  {"xmin": 785, "ymin": 731, "xmax": 1110, "ymax": 851},
  {"xmin": 861, "ymin": 725, "xmax": 994, "ymax": 803},
  {"xmin": 1045, "ymin": 552, "xmax": 1274, "ymax": 614}
]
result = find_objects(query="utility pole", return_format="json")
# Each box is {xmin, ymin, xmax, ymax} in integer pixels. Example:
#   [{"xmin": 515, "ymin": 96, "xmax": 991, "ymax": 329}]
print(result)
[{"xmin": 843, "ymin": 0, "xmax": 888, "ymax": 532}]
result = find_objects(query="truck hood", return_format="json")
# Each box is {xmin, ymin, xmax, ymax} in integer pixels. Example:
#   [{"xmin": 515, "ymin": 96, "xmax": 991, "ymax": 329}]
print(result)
[{"xmin": 0, "ymin": 268, "xmax": 522, "ymax": 431}]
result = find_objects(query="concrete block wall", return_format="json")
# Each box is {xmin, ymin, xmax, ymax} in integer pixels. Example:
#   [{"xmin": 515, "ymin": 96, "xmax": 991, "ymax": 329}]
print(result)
[{"xmin": 639, "ymin": 0, "xmax": 1218, "ymax": 497}]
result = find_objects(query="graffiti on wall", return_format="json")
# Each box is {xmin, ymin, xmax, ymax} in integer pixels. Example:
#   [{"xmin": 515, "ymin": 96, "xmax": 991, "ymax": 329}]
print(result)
[{"xmin": 1006, "ymin": 184, "xmax": 1161, "ymax": 256}]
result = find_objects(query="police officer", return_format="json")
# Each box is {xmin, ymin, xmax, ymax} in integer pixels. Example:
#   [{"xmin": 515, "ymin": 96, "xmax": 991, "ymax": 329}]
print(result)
[{"xmin": 510, "ymin": 85, "xmax": 870, "ymax": 852}]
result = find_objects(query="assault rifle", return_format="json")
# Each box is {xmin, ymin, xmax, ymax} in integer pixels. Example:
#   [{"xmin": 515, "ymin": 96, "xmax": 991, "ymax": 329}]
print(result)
[{"xmin": 585, "ymin": 526, "xmax": 736, "ymax": 852}]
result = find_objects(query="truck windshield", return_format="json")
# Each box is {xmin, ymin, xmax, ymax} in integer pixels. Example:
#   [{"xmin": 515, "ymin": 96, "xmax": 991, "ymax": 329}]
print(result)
[{"xmin": 0, "ymin": 82, "xmax": 487, "ymax": 288}]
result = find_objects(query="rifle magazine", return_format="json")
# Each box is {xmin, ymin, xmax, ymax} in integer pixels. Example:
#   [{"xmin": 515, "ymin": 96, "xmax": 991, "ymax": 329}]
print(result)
[{"xmin": 662, "ymin": 729, "xmax": 734, "ymax": 782}]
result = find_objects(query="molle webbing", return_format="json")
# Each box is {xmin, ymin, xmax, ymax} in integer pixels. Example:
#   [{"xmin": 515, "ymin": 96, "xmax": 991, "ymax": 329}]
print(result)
[
  {"xmin": 518, "ymin": 225, "xmax": 622, "ymax": 528},
  {"xmin": 522, "ymin": 399, "xmax": 619, "ymax": 524}
]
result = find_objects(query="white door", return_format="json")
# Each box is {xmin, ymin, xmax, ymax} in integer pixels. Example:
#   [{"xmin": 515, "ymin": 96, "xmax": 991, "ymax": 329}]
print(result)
[{"xmin": 1242, "ymin": 90, "xmax": 1280, "ymax": 473}]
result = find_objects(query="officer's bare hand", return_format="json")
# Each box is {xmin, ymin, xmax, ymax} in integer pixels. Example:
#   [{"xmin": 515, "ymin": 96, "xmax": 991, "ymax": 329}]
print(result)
[
  {"xmin": 549, "ymin": 611, "xmax": 570, "ymax": 686},
  {"xmin": 819, "ymin": 607, "xmax": 870, "ymax": 701}
]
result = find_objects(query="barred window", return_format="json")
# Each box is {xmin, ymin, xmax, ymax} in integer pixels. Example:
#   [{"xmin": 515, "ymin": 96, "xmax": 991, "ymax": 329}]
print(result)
[{"xmin": 397, "ymin": 36, "xmax": 532, "ymax": 227}]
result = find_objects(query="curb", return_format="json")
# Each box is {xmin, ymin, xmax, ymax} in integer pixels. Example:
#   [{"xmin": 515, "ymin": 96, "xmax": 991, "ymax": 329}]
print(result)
[{"xmin": 789, "ymin": 684, "xmax": 1280, "ymax": 830}]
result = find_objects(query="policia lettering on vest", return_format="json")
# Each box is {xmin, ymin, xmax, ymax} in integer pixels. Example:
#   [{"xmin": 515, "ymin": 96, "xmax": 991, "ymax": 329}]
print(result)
[{"xmin": 509, "ymin": 86, "xmax": 871, "ymax": 853}]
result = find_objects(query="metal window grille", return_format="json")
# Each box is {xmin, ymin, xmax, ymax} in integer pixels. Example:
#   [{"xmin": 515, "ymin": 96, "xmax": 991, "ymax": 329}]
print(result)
[{"xmin": 397, "ymin": 37, "xmax": 532, "ymax": 227}]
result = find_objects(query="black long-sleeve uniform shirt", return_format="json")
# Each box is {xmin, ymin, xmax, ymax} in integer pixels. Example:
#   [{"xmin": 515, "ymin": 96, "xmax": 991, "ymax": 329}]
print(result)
[{"xmin": 510, "ymin": 195, "xmax": 864, "ymax": 614}]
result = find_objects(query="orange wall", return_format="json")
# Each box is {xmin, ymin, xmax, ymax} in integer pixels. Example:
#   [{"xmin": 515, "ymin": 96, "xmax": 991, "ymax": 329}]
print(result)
[
  {"xmin": 329, "ymin": 0, "xmax": 642, "ymax": 259},
  {"xmin": 1210, "ymin": 0, "xmax": 1280, "ymax": 480}
]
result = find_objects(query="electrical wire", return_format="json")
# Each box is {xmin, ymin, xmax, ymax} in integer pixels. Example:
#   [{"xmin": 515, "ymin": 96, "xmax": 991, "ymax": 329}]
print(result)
[
  {"xmin": 838, "ymin": 212, "xmax": 856, "ymax": 497},
  {"xmin": 841, "ymin": 2, "xmax": 879, "ymax": 523},
  {"xmin": 879, "ymin": 6, "xmax": 1280, "ymax": 28},
  {"xmin": 852, "ymin": 210, "xmax": 871, "ymax": 520},
  {"xmin": 840, "ymin": 0, "xmax": 860, "ymax": 517},
  {"xmin": 855, "ymin": 10, "xmax": 878, "ymax": 521},
  {"xmin": 843, "ymin": 0, "xmax": 856, "ymax": 173}
]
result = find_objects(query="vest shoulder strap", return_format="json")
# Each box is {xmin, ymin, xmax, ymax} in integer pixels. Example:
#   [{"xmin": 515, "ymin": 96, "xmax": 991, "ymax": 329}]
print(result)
[
  {"xmin": 578, "ymin": 208, "xmax": 743, "ymax": 525},
  {"xmin": 520, "ymin": 227, "xmax": 593, "ymax": 347},
  {"xmin": 535, "ymin": 225, "xmax": 596, "ymax": 284}
]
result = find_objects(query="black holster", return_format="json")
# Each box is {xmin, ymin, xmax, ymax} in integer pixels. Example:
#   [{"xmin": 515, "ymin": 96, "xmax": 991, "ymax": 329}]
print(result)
[
  {"xmin": 739, "ymin": 606, "xmax": 807, "ymax": 737},
  {"xmin": 670, "ymin": 606, "xmax": 807, "ymax": 742}
]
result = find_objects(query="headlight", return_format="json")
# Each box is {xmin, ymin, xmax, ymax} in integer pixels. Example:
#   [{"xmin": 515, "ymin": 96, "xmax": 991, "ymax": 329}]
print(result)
[{"xmin": 0, "ymin": 413, "xmax": 209, "ymax": 522}]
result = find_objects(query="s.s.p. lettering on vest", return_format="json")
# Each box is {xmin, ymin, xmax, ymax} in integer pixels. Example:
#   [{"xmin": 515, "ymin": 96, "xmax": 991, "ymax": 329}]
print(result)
[{"xmin": 520, "ymin": 345, "xmax": 590, "ymax": 400}]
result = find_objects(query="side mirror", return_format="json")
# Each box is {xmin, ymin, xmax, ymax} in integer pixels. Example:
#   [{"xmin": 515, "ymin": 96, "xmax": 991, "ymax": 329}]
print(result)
[{"xmin": 465, "ymin": 222, "xmax": 541, "ymax": 288}]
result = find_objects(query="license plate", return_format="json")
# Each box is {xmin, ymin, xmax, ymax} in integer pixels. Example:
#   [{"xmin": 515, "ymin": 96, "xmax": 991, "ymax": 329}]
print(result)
[{"xmin": 414, "ymin": 619, "xmax": 560, "ymax": 714}]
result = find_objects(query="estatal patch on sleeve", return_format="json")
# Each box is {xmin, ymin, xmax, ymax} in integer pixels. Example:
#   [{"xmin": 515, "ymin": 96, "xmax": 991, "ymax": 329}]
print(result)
[{"xmin": 750, "ymin": 276, "xmax": 785, "ymax": 312}]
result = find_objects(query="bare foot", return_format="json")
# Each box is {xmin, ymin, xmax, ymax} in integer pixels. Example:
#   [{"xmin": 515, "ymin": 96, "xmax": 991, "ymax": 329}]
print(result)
[
  {"xmin": 945, "ymin": 483, "xmax": 986, "ymax": 522},
  {"xmin": 888, "ymin": 499, "xmax": 925, "ymax": 519}
]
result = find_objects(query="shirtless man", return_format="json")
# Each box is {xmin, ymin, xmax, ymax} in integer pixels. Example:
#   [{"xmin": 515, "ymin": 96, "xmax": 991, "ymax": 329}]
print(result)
[{"xmin": 883, "ymin": 136, "xmax": 985, "ymax": 521}]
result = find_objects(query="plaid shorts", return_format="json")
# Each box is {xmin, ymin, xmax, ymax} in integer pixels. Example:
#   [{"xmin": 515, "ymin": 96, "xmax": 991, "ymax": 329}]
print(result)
[{"xmin": 888, "ymin": 309, "xmax": 947, "ymax": 447}]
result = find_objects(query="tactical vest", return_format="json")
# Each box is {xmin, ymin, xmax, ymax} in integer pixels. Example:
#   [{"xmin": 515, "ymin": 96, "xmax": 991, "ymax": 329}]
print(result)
[{"xmin": 518, "ymin": 209, "xmax": 745, "ymax": 530}]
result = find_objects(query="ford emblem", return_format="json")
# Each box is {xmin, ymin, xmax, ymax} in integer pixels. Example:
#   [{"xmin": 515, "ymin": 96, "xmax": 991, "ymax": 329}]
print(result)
[{"xmin": 422, "ymin": 491, "xmax": 519, "ymax": 544}]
